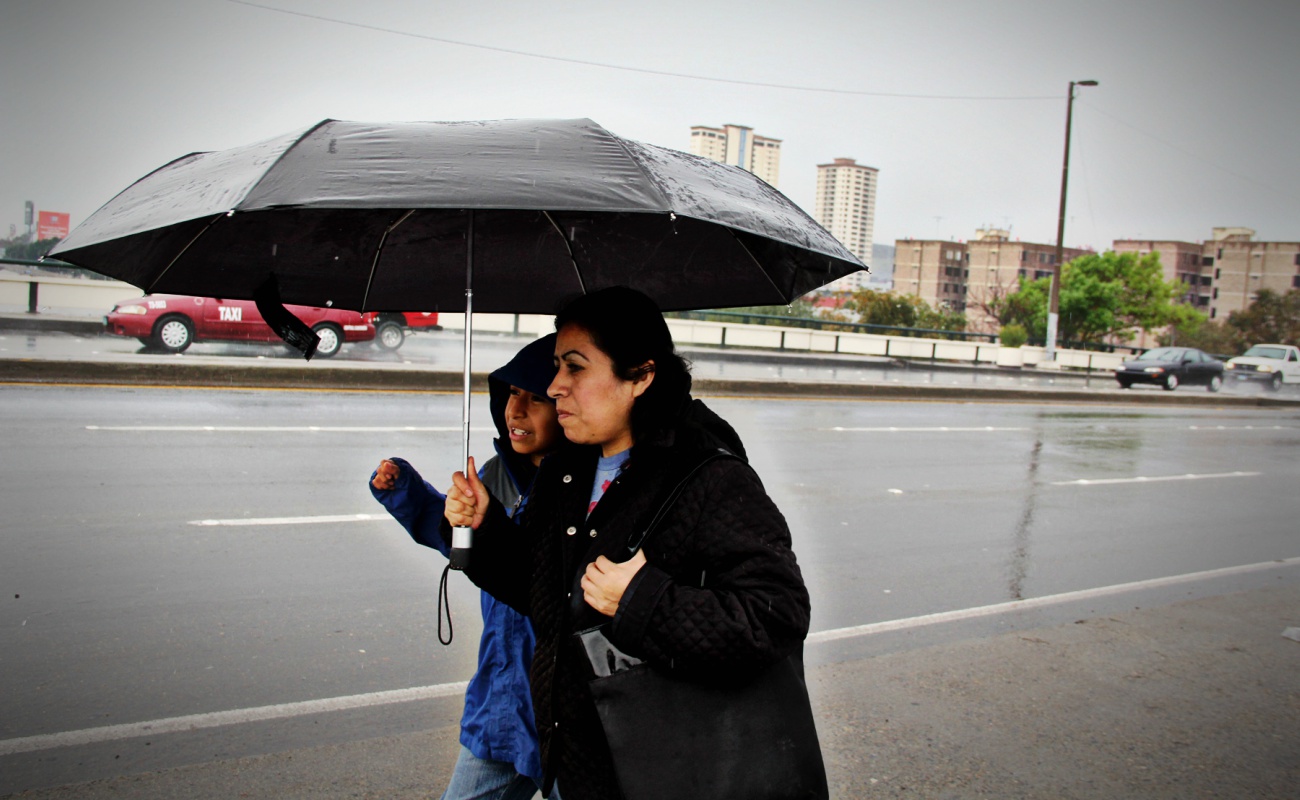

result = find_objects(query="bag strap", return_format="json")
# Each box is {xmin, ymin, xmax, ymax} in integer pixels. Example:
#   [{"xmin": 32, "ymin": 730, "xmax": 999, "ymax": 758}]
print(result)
[{"xmin": 625, "ymin": 448, "xmax": 737, "ymax": 556}]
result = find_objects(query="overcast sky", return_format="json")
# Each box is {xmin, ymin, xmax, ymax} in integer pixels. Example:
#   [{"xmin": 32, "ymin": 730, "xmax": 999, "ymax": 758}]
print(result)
[{"xmin": 4, "ymin": 0, "xmax": 1298, "ymax": 258}]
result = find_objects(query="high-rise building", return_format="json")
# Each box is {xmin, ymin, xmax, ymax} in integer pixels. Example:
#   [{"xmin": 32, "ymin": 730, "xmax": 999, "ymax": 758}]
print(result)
[
  {"xmin": 815, "ymin": 158, "xmax": 878, "ymax": 292},
  {"xmin": 688, "ymin": 124, "xmax": 781, "ymax": 187}
]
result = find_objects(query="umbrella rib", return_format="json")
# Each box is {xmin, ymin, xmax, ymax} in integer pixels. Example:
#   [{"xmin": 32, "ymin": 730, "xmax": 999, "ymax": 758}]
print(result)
[
  {"xmin": 361, "ymin": 210, "xmax": 416, "ymax": 309},
  {"xmin": 147, "ymin": 213, "xmax": 226, "ymax": 294},
  {"xmin": 542, "ymin": 211, "xmax": 587, "ymax": 295},
  {"xmin": 727, "ymin": 229, "xmax": 789, "ymax": 305}
]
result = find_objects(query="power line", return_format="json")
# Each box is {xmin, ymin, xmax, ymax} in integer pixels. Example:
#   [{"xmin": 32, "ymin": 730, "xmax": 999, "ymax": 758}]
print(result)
[
  {"xmin": 226, "ymin": 0, "xmax": 1058, "ymax": 101},
  {"xmin": 1081, "ymin": 100, "xmax": 1299, "ymax": 203}
]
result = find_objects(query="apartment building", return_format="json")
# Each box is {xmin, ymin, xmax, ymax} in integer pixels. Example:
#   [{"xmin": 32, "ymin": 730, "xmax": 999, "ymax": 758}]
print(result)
[
  {"xmin": 815, "ymin": 158, "xmax": 879, "ymax": 292},
  {"xmin": 1111, "ymin": 238, "xmax": 1211, "ymax": 310},
  {"xmin": 894, "ymin": 228, "xmax": 1089, "ymax": 332},
  {"xmin": 1114, "ymin": 228, "xmax": 1300, "ymax": 320},
  {"xmin": 688, "ymin": 124, "xmax": 782, "ymax": 187}
]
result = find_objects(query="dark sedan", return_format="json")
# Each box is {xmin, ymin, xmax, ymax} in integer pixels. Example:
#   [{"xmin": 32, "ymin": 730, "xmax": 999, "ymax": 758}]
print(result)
[{"xmin": 1115, "ymin": 346, "xmax": 1224, "ymax": 392}]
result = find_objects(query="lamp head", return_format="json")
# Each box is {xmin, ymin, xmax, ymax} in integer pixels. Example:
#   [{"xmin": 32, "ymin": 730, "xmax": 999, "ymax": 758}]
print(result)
[{"xmin": 1077, "ymin": 80, "xmax": 1099, "ymax": 87}]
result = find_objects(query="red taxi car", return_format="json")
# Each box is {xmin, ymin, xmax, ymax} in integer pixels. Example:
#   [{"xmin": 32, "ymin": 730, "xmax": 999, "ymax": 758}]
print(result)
[
  {"xmin": 104, "ymin": 295, "xmax": 375, "ymax": 357},
  {"xmin": 362, "ymin": 311, "xmax": 442, "ymax": 350}
]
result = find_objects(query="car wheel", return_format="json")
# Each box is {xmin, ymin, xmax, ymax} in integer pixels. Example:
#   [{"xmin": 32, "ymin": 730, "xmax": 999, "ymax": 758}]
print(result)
[
  {"xmin": 1207, "ymin": 374, "xmax": 1223, "ymax": 393},
  {"xmin": 1270, "ymin": 373, "xmax": 1283, "ymax": 391},
  {"xmin": 152, "ymin": 315, "xmax": 194, "ymax": 353},
  {"xmin": 312, "ymin": 323, "xmax": 343, "ymax": 358},
  {"xmin": 1162, "ymin": 373, "xmax": 1179, "ymax": 391},
  {"xmin": 1117, "ymin": 378, "xmax": 1133, "ymax": 389},
  {"xmin": 376, "ymin": 320, "xmax": 405, "ymax": 350}
]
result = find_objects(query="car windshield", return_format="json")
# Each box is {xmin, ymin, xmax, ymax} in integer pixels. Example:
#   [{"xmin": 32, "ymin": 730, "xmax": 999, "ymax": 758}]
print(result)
[
  {"xmin": 1242, "ymin": 346, "xmax": 1287, "ymax": 359},
  {"xmin": 1135, "ymin": 347, "xmax": 1179, "ymax": 361}
]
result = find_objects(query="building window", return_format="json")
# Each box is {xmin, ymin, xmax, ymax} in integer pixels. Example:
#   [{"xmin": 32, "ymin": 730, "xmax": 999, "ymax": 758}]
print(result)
[
  {"xmin": 1215, "ymin": 268, "xmax": 1221, "ymax": 279},
  {"xmin": 1211, "ymin": 308, "xmax": 1217, "ymax": 319},
  {"xmin": 1294, "ymin": 275, "xmax": 1300, "ymax": 289},
  {"xmin": 1202, "ymin": 255, "xmax": 1214, "ymax": 267},
  {"xmin": 1213, "ymin": 288, "xmax": 1219, "ymax": 299}
]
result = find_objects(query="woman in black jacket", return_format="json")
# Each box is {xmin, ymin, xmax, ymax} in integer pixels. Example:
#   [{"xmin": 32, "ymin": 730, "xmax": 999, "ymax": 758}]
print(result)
[{"xmin": 444, "ymin": 286, "xmax": 814, "ymax": 800}]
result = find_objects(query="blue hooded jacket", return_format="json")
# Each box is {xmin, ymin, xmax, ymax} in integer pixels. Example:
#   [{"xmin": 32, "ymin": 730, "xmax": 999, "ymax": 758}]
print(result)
[{"xmin": 370, "ymin": 333, "xmax": 557, "ymax": 784}]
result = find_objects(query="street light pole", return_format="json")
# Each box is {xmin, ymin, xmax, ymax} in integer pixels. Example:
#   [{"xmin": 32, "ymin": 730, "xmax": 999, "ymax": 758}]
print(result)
[{"xmin": 1045, "ymin": 79, "xmax": 1097, "ymax": 363}]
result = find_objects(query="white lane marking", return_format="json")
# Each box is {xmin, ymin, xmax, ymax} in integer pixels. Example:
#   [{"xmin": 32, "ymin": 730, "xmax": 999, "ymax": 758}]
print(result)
[
  {"xmin": 1052, "ymin": 470, "xmax": 1261, "ymax": 487},
  {"xmin": 0, "ymin": 682, "xmax": 468, "ymax": 757},
  {"xmin": 85, "ymin": 425, "xmax": 492, "ymax": 432},
  {"xmin": 6, "ymin": 556, "xmax": 1297, "ymax": 756},
  {"xmin": 825, "ymin": 426, "xmax": 1029, "ymax": 432},
  {"xmin": 808, "ymin": 556, "xmax": 1300, "ymax": 645},
  {"xmin": 190, "ymin": 513, "xmax": 390, "ymax": 527},
  {"xmin": 1188, "ymin": 425, "xmax": 1297, "ymax": 430}
]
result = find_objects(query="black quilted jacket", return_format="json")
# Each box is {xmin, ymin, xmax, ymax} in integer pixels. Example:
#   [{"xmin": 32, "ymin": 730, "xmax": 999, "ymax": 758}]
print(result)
[{"xmin": 452, "ymin": 399, "xmax": 812, "ymax": 800}]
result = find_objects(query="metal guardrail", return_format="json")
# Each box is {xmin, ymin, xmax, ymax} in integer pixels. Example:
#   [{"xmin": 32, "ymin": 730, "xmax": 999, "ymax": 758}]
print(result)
[
  {"xmin": 670, "ymin": 309, "xmax": 1146, "ymax": 356},
  {"xmin": 670, "ymin": 309, "xmax": 996, "ymax": 343}
]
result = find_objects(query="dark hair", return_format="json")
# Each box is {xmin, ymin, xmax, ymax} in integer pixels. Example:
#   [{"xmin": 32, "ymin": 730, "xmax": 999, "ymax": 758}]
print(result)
[{"xmin": 554, "ymin": 286, "xmax": 691, "ymax": 441}]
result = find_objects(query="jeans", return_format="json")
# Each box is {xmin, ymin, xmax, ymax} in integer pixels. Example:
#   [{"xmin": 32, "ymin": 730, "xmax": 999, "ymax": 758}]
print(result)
[{"xmin": 440, "ymin": 746, "xmax": 553, "ymax": 800}]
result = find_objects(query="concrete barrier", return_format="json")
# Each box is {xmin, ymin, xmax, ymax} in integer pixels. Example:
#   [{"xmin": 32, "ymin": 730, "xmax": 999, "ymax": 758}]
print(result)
[{"xmin": 0, "ymin": 271, "xmax": 141, "ymax": 317}]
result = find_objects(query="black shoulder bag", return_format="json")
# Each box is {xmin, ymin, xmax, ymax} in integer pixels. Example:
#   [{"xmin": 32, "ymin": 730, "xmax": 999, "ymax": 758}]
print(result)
[{"xmin": 577, "ymin": 451, "xmax": 829, "ymax": 800}]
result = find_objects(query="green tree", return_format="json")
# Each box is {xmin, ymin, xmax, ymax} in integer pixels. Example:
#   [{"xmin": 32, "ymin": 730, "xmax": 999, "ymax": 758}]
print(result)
[
  {"xmin": 1158, "ymin": 317, "xmax": 1241, "ymax": 356},
  {"xmin": 3, "ymin": 236, "xmax": 61, "ymax": 261},
  {"xmin": 846, "ymin": 289, "xmax": 967, "ymax": 338},
  {"xmin": 916, "ymin": 303, "xmax": 967, "ymax": 334},
  {"xmin": 719, "ymin": 298, "xmax": 817, "ymax": 318},
  {"xmin": 1226, "ymin": 288, "xmax": 1300, "ymax": 346},
  {"xmin": 847, "ymin": 289, "xmax": 919, "ymax": 327},
  {"xmin": 993, "ymin": 251, "xmax": 1187, "ymax": 344}
]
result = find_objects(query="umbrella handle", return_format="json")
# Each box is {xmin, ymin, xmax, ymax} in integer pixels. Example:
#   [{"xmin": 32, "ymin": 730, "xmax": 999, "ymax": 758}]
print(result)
[{"xmin": 449, "ymin": 527, "xmax": 473, "ymax": 569}]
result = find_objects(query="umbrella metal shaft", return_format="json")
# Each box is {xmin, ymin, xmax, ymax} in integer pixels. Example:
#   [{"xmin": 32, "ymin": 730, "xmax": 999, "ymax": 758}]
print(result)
[{"xmin": 450, "ymin": 211, "xmax": 475, "ymax": 570}]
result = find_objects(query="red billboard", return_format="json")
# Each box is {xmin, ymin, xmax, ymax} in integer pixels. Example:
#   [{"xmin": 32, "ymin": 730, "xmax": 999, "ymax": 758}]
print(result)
[{"xmin": 38, "ymin": 211, "xmax": 70, "ymax": 240}]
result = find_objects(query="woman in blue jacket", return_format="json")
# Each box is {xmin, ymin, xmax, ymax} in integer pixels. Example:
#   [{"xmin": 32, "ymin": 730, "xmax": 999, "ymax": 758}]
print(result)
[{"xmin": 371, "ymin": 333, "xmax": 562, "ymax": 800}]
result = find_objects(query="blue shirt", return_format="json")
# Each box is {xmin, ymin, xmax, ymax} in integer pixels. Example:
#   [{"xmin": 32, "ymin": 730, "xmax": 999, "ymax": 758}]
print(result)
[
  {"xmin": 370, "ymin": 451, "xmax": 541, "ymax": 784},
  {"xmin": 587, "ymin": 449, "xmax": 630, "ymax": 517}
]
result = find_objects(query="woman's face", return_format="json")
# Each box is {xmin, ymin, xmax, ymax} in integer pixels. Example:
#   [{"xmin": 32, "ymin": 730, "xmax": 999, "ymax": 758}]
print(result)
[
  {"xmin": 504, "ymin": 385, "xmax": 562, "ymax": 466},
  {"xmin": 548, "ymin": 323, "xmax": 653, "ymax": 457}
]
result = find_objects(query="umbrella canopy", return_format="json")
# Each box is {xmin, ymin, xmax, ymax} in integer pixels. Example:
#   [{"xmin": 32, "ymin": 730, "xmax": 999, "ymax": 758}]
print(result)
[{"xmin": 50, "ymin": 118, "xmax": 864, "ymax": 313}]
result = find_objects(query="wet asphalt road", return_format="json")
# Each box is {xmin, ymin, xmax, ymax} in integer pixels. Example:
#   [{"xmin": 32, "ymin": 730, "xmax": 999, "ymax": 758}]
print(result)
[{"xmin": 1, "ymin": 384, "xmax": 1298, "ymax": 796}]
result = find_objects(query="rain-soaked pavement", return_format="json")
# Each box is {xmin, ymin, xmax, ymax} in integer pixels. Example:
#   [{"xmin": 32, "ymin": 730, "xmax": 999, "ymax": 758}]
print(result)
[{"xmin": 2, "ymin": 384, "xmax": 1298, "ymax": 797}]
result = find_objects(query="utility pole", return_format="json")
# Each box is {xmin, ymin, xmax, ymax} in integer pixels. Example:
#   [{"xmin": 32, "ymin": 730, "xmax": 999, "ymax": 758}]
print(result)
[{"xmin": 1045, "ymin": 79, "xmax": 1098, "ymax": 363}]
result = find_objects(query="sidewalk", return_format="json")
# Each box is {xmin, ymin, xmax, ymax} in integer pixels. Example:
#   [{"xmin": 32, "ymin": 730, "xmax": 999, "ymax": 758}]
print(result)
[{"xmin": 7, "ymin": 581, "xmax": 1298, "ymax": 799}]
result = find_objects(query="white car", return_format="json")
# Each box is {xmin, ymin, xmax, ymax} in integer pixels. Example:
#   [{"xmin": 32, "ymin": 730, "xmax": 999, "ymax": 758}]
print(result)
[{"xmin": 1224, "ymin": 344, "xmax": 1300, "ymax": 390}]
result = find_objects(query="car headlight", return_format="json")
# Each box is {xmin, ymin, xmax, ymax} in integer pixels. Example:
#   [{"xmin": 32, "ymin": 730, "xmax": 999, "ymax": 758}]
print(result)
[
  {"xmin": 1257, "ymin": 364, "xmax": 1275, "ymax": 373},
  {"xmin": 114, "ymin": 304, "xmax": 148, "ymax": 315},
  {"xmin": 1225, "ymin": 363, "xmax": 1235, "ymax": 370},
  {"xmin": 1144, "ymin": 367, "xmax": 1165, "ymax": 373}
]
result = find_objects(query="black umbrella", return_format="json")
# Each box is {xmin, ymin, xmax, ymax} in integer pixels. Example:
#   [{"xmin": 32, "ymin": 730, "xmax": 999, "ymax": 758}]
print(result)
[
  {"xmin": 51, "ymin": 118, "xmax": 865, "ymax": 564},
  {"xmin": 51, "ymin": 118, "xmax": 862, "ymax": 311}
]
